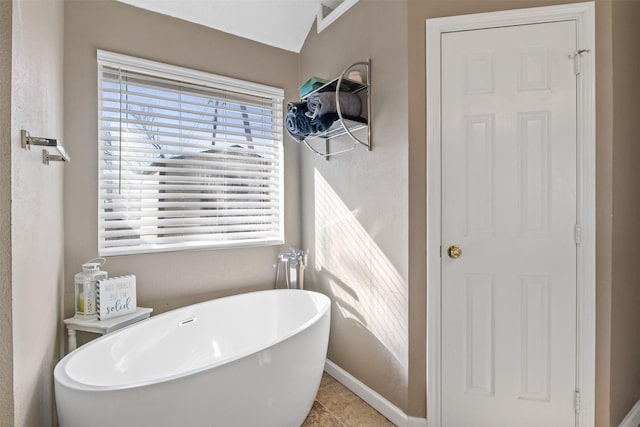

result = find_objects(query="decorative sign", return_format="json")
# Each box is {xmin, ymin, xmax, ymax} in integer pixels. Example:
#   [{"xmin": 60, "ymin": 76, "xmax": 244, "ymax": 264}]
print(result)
[{"xmin": 97, "ymin": 275, "xmax": 137, "ymax": 320}]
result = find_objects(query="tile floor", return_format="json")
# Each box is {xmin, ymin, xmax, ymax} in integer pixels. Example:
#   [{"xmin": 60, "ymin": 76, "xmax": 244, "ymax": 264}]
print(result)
[{"xmin": 302, "ymin": 373, "xmax": 396, "ymax": 427}]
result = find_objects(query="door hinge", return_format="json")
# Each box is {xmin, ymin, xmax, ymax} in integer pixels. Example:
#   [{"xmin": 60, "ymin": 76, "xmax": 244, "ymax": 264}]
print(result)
[
  {"xmin": 575, "ymin": 390, "xmax": 581, "ymax": 414},
  {"xmin": 574, "ymin": 223, "xmax": 582, "ymax": 245},
  {"xmin": 570, "ymin": 49, "xmax": 591, "ymax": 75}
]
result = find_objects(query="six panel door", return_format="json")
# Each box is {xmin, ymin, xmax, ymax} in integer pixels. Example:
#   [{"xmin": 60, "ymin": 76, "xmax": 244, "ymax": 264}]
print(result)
[{"xmin": 441, "ymin": 20, "xmax": 578, "ymax": 427}]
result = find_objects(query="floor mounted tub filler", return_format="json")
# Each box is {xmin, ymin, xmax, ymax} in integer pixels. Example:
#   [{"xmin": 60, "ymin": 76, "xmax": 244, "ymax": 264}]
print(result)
[{"xmin": 54, "ymin": 289, "xmax": 331, "ymax": 427}]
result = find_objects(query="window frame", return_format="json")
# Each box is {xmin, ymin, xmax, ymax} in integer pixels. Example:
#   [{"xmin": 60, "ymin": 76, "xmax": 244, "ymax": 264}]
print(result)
[{"xmin": 96, "ymin": 50, "xmax": 285, "ymax": 256}]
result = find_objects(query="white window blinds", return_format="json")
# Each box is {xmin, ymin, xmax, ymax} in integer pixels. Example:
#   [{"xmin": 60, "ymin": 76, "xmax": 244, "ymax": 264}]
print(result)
[{"xmin": 97, "ymin": 51, "xmax": 284, "ymax": 256}]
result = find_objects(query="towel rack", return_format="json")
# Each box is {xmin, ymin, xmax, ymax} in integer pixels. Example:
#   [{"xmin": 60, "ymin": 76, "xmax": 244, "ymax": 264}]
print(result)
[
  {"xmin": 21, "ymin": 129, "xmax": 70, "ymax": 165},
  {"xmin": 297, "ymin": 59, "xmax": 371, "ymax": 159}
]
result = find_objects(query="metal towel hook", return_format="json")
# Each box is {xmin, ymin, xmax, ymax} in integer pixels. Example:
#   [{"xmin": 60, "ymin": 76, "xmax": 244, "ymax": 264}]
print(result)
[{"xmin": 21, "ymin": 129, "xmax": 70, "ymax": 165}]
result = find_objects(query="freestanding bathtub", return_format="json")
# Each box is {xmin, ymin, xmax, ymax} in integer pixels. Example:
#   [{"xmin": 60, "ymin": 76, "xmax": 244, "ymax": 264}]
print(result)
[{"xmin": 54, "ymin": 289, "xmax": 330, "ymax": 427}]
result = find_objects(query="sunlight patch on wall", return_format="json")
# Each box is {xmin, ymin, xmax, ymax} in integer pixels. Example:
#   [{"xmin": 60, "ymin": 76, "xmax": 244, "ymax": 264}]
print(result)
[{"xmin": 314, "ymin": 168, "xmax": 408, "ymax": 368}]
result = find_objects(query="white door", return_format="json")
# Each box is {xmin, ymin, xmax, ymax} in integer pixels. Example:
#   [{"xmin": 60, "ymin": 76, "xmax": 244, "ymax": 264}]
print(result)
[{"xmin": 441, "ymin": 21, "xmax": 577, "ymax": 427}]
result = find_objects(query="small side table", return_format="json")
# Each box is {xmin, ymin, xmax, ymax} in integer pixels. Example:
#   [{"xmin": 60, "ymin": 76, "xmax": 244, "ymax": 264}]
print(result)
[{"xmin": 63, "ymin": 307, "xmax": 153, "ymax": 352}]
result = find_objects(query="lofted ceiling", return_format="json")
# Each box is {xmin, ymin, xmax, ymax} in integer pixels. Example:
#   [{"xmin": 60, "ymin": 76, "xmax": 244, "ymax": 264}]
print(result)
[{"xmin": 116, "ymin": 0, "xmax": 332, "ymax": 53}]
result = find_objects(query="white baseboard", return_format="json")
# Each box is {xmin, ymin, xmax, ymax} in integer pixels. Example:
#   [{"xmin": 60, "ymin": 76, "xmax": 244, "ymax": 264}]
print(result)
[
  {"xmin": 619, "ymin": 400, "xmax": 640, "ymax": 427},
  {"xmin": 324, "ymin": 360, "xmax": 427, "ymax": 427}
]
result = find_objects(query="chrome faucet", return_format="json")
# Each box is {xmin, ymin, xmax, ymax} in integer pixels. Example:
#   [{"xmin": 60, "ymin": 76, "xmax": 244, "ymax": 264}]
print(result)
[{"xmin": 274, "ymin": 247, "xmax": 306, "ymax": 289}]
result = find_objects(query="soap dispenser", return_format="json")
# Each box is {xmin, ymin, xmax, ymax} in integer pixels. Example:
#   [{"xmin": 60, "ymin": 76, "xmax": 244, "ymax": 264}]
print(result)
[{"xmin": 74, "ymin": 258, "xmax": 107, "ymax": 319}]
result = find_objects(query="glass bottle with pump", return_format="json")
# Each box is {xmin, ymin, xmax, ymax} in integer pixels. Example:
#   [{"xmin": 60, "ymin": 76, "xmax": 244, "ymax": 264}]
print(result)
[{"xmin": 74, "ymin": 258, "xmax": 107, "ymax": 318}]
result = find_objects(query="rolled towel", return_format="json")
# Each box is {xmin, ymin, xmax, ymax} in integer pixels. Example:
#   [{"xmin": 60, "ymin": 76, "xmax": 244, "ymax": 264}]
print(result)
[
  {"xmin": 287, "ymin": 101, "xmax": 307, "ymax": 114},
  {"xmin": 286, "ymin": 114, "xmax": 308, "ymax": 141},
  {"xmin": 310, "ymin": 113, "xmax": 339, "ymax": 133},
  {"xmin": 286, "ymin": 101, "xmax": 313, "ymax": 141},
  {"xmin": 306, "ymin": 92, "xmax": 362, "ymax": 119}
]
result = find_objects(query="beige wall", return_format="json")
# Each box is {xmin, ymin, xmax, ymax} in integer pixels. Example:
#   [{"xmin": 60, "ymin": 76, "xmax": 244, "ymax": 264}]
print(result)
[
  {"xmin": 299, "ymin": 0, "xmax": 411, "ymax": 412},
  {"xmin": 10, "ymin": 0, "xmax": 66, "ymax": 425},
  {"xmin": 610, "ymin": 1, "xmax": 640, "ymax": 425},
  {"xmin": 0, "ymin": 0, "xmax": 14, "ymax": 425},
  {"xmin": 63, "ymin": 0, "xmax": 300, "ymax": 319},
  {"xmin": 595, "ymin": 2, "xmax": 614, "ymax": 425},
  {"xmin": 300, "ymin": 0, "xmax": 633, "ymax": 423}
]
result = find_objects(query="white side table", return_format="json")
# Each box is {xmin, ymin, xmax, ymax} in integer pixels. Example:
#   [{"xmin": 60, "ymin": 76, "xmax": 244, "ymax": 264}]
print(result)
[{"xmin": 63, "ymin": 307, "xmax": 153, "ymax": 352}]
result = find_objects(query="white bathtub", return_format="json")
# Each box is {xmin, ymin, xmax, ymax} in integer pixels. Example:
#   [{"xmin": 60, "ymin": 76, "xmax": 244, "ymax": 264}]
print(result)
[{"xmin": 54, "ymin": 289, "xmax": 331, "ymax": 427}]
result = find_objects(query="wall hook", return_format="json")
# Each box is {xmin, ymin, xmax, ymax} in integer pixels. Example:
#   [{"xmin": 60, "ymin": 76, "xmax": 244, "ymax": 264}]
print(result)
[{"xmin": 21, "ymin": 129, "xmax": 70, "ymax": 164}]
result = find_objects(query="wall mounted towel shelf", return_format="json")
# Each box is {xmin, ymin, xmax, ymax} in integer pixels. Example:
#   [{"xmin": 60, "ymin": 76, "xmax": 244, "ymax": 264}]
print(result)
[
  {"xmin": 21, "ymin": 129, "xmax": 70, "ymax": 165},
  {"xmin": 299, "ymin": 59, "xmax": 370, "ymax": 159}
]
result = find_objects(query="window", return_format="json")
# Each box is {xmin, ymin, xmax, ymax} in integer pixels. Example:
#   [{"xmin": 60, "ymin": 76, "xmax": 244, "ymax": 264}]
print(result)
[
  {"xmin": 97, "ymin": 51, "xmax": 284, "ymax": 256},
  {"xmin": 316, "ymin": 0, "xmax": 359, "ymax": 33}
]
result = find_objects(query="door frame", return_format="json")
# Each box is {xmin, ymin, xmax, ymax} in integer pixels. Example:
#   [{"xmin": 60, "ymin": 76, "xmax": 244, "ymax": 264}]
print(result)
[{"xmin": 425, "ymin": 3, "xmax": 596, "ymax": 426}]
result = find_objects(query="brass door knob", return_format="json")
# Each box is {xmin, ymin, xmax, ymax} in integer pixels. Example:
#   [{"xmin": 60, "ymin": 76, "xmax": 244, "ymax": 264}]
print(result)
[{"xmin": 447, "ymin": 245, "xmax": 462, "ymax": 259}]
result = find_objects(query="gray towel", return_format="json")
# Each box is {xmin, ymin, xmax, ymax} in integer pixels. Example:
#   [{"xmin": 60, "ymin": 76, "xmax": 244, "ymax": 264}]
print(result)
[{"xmin": 306, "ymin": 92, "xmax": 362, "ymax": 119}]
